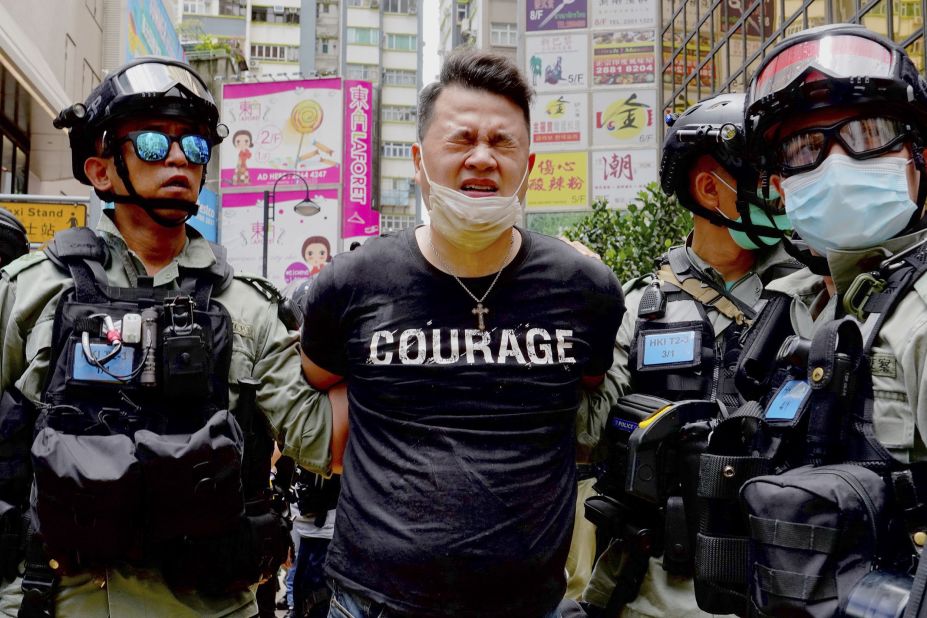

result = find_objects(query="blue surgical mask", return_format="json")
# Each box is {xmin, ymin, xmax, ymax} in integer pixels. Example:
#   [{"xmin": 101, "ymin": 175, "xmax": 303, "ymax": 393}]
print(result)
[
  {"xmin": 780, "ymin": 154, "xmax": 918, "ymax": 255},
  {"xmin": 711, "ymin": 173, "xmax": 791, "ymax": 250}
]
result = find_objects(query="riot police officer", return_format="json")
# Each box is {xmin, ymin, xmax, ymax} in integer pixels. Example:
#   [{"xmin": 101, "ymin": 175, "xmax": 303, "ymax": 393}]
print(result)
[
  {"xmin": 0, "ymin": 57, "xmax": 337, "ymax": 617},
  {"xmin": 685, "ymin": 24, "xmax": 927, "ymax": 617},
  {"xmin": 747, "ymin": 22, "xmax": 927, "ymax": 465},
  {"xmin": 581, "ymin": 93, "xmax": 797, "ymax": 618}
]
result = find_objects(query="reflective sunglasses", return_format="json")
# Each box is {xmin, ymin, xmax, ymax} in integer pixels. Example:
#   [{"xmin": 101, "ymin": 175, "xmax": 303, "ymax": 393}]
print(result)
[
  {"xmin": 776, "ymin": 116, "xmax": 909, "ymax": 176},
  {"xmin": 121, "ymin": 130, "xmax": 212, "ymax": 165}
]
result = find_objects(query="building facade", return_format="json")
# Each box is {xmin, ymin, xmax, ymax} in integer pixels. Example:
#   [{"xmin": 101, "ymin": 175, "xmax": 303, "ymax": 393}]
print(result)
[
  {"xmin": 182, "ymin": 0, "xmax": 422, "ymax": 231},
  {"xmin": 663, "ymin": 0, "xmax": 926, "ymax": 116},
  {"xmin": 439, "ymin": 0, "xmax": 519, "ymax": 64},
  {"xmin": 432, "ymin": 1, "xmax": 927, "ymax": 235},
  {"xmin": 0, "ymin": 0, "xmax": 105, "ymax": 197},
  {"xmin": 346, "ymin": 0, "xmax": 421, "ymax": 232}
]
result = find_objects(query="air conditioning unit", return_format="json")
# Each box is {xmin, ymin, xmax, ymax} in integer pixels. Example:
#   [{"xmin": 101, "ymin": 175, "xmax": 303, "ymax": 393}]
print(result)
[{"xmin": 273, "ymin": 5, "xmax": 284, "ymax": 13}]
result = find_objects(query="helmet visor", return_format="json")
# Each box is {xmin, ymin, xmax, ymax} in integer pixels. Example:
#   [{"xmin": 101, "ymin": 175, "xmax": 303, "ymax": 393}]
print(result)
[
  {"xmin": 115, "ymin": 61, "xmax": 214, "ymax": 103},
  {"xmin": 752, "ymin": 35, "xmax": 894, "ymax": 102}
]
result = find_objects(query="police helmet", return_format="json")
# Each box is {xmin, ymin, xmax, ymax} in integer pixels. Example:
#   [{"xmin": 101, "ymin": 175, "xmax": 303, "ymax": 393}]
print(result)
[
  {"xmin": 661, "ymin": 93, "xmax": 746, "ymax": 205},
  {"xmin": 660, "ymin": 93, "xmax": 786, "ymax": 243},
  {"xmin": 745, "ymin": 24, "xmax": 927, "ymax": 170},
  {"xmin": 0, "ymin": 208, "xmax": 29, "ymax": 265},
  {"xmin": 55, "ymin": 57, "xmax": 228, "ymax": 186}
]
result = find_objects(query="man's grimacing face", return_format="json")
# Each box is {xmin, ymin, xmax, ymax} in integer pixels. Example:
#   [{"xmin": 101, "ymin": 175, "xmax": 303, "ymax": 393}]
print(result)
[{"xmin": 413, "ymin": 85, "xmax": 534, "ymax": 208}]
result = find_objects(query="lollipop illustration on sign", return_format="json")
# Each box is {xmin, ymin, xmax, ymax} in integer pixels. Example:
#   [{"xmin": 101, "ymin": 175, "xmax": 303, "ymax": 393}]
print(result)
[{"xmin": 291, "ymin": 99, "xmax": 324, "ymax": 166}]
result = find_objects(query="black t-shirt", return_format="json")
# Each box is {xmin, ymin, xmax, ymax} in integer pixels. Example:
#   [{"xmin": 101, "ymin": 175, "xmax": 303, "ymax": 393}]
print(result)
[{"xmin": 302, "ymin": 227, "xmax": 623, "ymax": 618}]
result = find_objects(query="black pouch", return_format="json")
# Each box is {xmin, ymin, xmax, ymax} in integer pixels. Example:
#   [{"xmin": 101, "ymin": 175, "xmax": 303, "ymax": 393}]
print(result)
[
  {"xmin": 135, "ymin": 409, "xmax": 245, "ymax": 541},
  {"xmin": 30, "ymin": 429, "xmax": 142, "ymax": 567},
  {"xmin": 741, "ymin": 463, "xmax": 891, "ymax": 617},
  {"xmin": 161, "ymin": 501, "xmax": 292, "ymax": 594}
]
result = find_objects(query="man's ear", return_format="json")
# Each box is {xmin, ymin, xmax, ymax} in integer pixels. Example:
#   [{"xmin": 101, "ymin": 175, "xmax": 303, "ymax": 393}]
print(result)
[
  {"xmin": 518, "ymin": 153, "xmax": 536, "ymax": 202},
  {"xmin": 83, "ymin": 156, "xmax": 114, "ymax": 193},
  {"xmin": 770, "ymin": 174, "xmax": 784, "ymax": 200},
  {"xmin": 411, "ymin": 142, "xmax": 423, "ymax": 187},
  {"xmin": 692, "ymin": 170, "xmax": 721, "ymax": 210}
]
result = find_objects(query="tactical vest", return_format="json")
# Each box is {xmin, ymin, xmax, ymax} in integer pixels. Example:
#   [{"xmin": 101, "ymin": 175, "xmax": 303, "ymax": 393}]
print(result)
[
  {"xmin": 8, "ymin": 228, "xmax": 291, "ymax": 616},
  {"xmin": 689, "ymin": 243, "xmax": 927, "ymax": 616},
  {"xmin": 33, "ymin": 226, "xmax": 240, "ymax": 571},
  {"xmin": 628, "ymin": 247, "xmax": 758, "ymax": 411}
]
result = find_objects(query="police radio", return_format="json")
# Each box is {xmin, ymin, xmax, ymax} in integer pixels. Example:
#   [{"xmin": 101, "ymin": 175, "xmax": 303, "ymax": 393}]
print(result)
[{"xmin": 161, "ymin": 296, "xmax": 210, "ymax": 399}]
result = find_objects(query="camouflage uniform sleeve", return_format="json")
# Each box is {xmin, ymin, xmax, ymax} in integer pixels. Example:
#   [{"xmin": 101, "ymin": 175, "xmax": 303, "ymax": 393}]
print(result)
[
  {"xmin": 575, "ymin": 281, "xmax": 643, "ymax": 451},
  {"xmin": 227, "ymin": 281, "xmax": 333, "ymax": 477}
]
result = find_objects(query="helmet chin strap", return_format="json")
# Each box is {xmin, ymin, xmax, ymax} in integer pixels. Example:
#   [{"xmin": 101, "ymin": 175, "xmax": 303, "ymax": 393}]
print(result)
[{"xmin": 103, "ymin": 148, "xmax": 201, "ymax": 229}]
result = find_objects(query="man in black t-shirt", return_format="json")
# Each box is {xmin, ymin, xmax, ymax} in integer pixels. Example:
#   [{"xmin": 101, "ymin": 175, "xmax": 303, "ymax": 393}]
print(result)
[{"xmin": 302, "ymin": 49, "xmax": 624, "ymax": 618}]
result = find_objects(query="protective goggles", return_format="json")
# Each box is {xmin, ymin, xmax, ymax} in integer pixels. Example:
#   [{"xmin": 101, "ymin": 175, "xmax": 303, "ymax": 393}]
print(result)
[
  {"xmin": 751, "ymin": 34, "xmax": 894, "ymax": 103},
  {"xmin": 121, "ymin": 131, "xmax": 212, "ymax": 165},
  {"xmin": 113, "ymin": 60, "xmax": 214, "ymax": 103},
  {"xmin": 776, "ymin": 116, "xmax": 909, "ymax": 176}
]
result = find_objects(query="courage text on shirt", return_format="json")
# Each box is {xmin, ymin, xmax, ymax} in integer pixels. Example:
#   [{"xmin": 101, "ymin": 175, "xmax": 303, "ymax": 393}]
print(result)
[{"xmin": 368, "ymin": 327, "xmax": 577, "ymax": 365}]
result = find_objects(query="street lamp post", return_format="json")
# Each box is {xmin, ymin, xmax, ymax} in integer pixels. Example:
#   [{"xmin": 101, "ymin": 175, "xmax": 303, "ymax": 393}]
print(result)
[{"xmin": 262, "ymin": 172, "xmax": 321, "ymax": 278}]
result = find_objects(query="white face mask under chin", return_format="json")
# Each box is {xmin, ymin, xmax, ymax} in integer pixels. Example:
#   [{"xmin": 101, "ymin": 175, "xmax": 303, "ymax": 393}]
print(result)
[{"xmin": 421, "ymin": 154, "xmax": 530, "ymax": 252}]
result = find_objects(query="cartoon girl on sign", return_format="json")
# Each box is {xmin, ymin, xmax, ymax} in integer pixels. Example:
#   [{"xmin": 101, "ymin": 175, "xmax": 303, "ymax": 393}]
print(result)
[
  {"xmin": 302, "ymin": 235, "xmax": 332, "ymax": 275},
  {"xmin": 232, "ymin": 129, "xmax": 253, "ymax": 185}
]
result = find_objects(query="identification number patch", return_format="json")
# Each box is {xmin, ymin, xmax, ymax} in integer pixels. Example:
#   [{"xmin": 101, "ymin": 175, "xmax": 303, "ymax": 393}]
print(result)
[
  {"xmin": 642, "ymin": 330, "xmax": 698, "ymax": 366},
  {"xmin": 765, "ymin": 379, "xmax": 811, "ymax": 421},
  {"xmin": 71, "ymin": 343, "xmax": 135, "ymax": 383}
]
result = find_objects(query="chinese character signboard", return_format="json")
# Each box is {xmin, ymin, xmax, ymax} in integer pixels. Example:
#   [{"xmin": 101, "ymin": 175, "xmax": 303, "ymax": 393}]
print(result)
[
  {"xmin": 592, "ymin": 89, "xmax": 656, "ymax": 147},
  {"xmin": 592, "ymin": 30, "xmax": 656, "ymax": 86},
  {"xmin": 342, "ymin": 80, "xmax": 378, "ymax": 238},
  {"xmin": 531, "ymin": 93, "xmax": 588, "ymax": 150},
  {"xmin": 527, "ymin": 152, "xmax": 589, "ymax": 209},
  {"xmin": 526, "ymin": 33, "xmax": 590, "ymax": 92},
  {"xmin": 1, "ymin": 201, "xmax": 87, "ymax": 244},
  {"xmin": 592, "ymin": 149, "xmax": 658, "ymax": 208},
  {"xmin": 221, "ymin": 79, "xmax": 344, "ymax": 189},
  {"xmin": 592, "ymin": 0, "xmax": 657, "ymax": 29},
  {"xmin": 526, "ymin": 0, "xmax": 589, "ymax": 31},
  {"xmin": 220, "ymin": 189, "xmax": 340, "ymax": 288}
]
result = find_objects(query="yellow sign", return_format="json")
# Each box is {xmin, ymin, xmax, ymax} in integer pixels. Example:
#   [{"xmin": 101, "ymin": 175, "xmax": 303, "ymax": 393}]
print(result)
[
  {"xmin": 527, "ymin": 152, "xmax": 588, "ymax": 209},
  {"xmin": 1, "ymin": 201, "xmax": 87, "ymax": 244}
]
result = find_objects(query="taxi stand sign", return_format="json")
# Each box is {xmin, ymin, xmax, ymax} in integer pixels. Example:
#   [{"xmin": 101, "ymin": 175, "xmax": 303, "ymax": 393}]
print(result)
[{"xmin": 0, "ymin": 197, "xmax": 89, "ymax": 245}]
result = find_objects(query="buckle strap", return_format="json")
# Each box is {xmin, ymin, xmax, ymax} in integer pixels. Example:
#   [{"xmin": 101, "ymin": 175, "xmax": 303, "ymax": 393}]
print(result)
[
  {"xmin": 657, "ymin": 265, "xmax": 753, "ymax": 325},
  {"xmin": 18, "ymin": 525, "xmax": 57, "ymax": 618}
]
